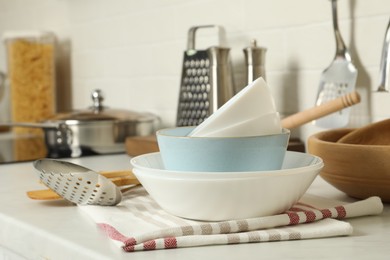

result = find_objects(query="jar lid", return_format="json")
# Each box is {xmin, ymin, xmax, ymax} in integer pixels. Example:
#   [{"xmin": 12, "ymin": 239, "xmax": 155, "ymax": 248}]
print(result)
[{"xmin": 2, "ymin": 31, "xmax": 55, "ymax": 42}]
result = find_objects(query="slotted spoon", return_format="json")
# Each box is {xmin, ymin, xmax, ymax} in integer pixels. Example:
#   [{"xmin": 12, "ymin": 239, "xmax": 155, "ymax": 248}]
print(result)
[
  {"xmin": 33, "ymin": 159, "xmax": 133, "ymax": 206},
  {"xmin": 314, "ymin": 0, "xmax": 358, "ymax": 128},
  {"xmin": 28, "ymin": 173, "xmax": 140, "ymax": 200}
]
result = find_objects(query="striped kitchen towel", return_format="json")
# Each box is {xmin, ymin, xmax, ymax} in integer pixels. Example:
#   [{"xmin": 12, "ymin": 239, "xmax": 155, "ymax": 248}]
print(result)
[{"xmin": 79, "ymin": 187, "xmax": 383, "ymax": 252}]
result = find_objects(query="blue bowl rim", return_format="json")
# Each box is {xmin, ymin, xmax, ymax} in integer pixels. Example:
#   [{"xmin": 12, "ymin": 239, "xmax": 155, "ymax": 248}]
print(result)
[{"xmin": 156, "ymin": 126, "xmax": 290, "ymax": 139}]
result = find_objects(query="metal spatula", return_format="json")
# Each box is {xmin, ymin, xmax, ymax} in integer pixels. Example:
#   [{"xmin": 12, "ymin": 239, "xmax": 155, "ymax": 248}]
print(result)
[{"xmin": 314, "ymin": 0, "xmax": 358, "ymax": 128}]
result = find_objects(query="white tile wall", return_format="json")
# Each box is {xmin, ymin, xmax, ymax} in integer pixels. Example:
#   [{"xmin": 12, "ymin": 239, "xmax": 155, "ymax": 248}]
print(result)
[{"xmin": 1, "ymin": 0, "xmax": 389, "ymax": 144}]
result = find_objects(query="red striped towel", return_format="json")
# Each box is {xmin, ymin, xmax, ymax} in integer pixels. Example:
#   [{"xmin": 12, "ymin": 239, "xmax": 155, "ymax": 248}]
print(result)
[{"xmin": 79, "ymin": 187, "xmax": 383, "ymax": 252}]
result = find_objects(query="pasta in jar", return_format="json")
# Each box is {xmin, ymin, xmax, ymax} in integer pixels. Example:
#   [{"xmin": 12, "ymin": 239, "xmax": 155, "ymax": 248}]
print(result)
[{"xmin": 5, "ymin": 31, "xmax": 56, "ymax": 135}]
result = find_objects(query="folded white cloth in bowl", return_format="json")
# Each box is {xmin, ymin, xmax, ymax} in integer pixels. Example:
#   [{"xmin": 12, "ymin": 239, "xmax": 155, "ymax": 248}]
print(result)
[{"xmin": 78, "ymin": 187, "xmax": 383, "ymax": 252}]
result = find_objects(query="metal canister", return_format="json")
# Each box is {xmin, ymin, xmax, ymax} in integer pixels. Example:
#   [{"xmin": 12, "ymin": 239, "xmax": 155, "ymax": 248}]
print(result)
[{"xmin": 243, "ymin": 39, "xmax": 267, "ymax": 84}]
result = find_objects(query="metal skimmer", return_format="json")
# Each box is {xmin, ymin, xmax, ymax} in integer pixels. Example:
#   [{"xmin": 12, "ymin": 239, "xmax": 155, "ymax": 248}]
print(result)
[
  {"xmin": 33, "ymin": 159, "xmax": 122, "ymax": 206},
  {"xmin": 314, "ymin": 0, "xmax": 357, "ymax": 128}
]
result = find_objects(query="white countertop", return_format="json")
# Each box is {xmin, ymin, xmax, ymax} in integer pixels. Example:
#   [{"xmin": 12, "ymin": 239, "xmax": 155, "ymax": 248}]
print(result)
[{"xmin": 0, "ymin": 154, "xmax": 389, "ymax": 260}]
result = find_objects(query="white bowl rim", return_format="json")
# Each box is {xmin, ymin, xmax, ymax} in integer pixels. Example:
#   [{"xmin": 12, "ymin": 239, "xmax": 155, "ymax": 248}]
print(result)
[{"xmin": 130, "ymin": 151, "xmax": 324, "ymax": 179}]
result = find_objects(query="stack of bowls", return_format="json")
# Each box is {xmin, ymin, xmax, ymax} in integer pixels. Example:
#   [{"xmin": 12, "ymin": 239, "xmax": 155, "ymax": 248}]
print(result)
[
  {"xmin": 131, "ymin": 78, "xmax": 324, "ymax": 221},
  {"xmin": 130, "ymin": 126, "xmax": 323, "ymax": 221}
]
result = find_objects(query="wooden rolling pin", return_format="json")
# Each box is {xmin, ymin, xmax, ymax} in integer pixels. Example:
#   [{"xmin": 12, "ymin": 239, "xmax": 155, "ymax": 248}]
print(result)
[{"xmin": 125, "ymin": 91, "xmax": 361, "ymax": 156}]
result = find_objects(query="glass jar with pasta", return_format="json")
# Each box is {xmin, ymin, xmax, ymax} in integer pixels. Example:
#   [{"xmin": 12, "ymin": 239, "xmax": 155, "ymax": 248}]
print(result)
[{"xmin": 4, "ymin": 31, "xmax": 57, "ymax": 135}]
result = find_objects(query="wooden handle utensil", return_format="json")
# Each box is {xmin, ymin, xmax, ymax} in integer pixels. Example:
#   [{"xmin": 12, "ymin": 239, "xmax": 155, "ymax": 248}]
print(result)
[
  {"xmin": 27, "ymin": 170, "xmax": 140, "ymax": 200},
  {"xmin": 337, "ymin": 118, "xmax": 390, "ymax": 145},
  {"xmin": 281, "ymin": 91, "xmax": 361, "ymax": 129}
]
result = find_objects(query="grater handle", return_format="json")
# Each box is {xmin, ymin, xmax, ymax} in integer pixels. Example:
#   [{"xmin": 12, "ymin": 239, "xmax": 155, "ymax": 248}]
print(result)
[{"xmin": 187, "ymin": 25, "xmax": 227, "ymax": 50}]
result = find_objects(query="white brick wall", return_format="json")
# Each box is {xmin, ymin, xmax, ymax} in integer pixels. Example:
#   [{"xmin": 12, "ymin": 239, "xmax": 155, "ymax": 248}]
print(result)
[{"xmin": 1, "ymin": 0, "xmax": 389, "ymax": 143}]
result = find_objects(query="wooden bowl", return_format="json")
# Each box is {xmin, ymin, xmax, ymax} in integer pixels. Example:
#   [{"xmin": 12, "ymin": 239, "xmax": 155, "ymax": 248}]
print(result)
[{"xmin": 308, "ymin": 128, "xmax": 390, "ymax": 202}]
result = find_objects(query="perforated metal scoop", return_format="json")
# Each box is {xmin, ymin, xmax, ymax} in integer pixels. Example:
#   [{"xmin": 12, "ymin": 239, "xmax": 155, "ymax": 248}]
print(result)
[
  {"xmin": 314, "ymin": 0, "xmax": 357, "ymax": 128},
  {"xmin": 33, "ymin": 159, "xmax": 122, "ymax": 206}
]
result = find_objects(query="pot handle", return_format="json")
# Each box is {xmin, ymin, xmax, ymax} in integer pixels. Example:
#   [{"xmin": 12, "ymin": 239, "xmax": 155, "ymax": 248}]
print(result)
[
  {"xmin": 0, "ymin": 122, "xmax": 60, "ymax": 129},
  {"xmin": 0, "ymin": 122, "xmax": 73, "ymax": 146}
]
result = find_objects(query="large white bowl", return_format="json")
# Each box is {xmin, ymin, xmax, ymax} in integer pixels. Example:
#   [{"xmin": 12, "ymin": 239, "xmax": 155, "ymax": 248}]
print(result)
[{"xmin": 130, "ymin": 151, "xmax": 323, "ymax": 221}]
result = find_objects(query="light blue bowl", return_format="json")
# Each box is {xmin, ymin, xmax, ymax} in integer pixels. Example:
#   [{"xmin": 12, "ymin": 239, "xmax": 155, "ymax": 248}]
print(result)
[{"xmin": 156, "ymin": 126, "xmax": 290, "ymax": 172}]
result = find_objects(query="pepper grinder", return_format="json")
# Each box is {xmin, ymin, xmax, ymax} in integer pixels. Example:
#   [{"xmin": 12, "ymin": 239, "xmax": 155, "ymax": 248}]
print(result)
[{"xmin": 243, "ymin": 39, "xmax": 267, "ymax": 84}]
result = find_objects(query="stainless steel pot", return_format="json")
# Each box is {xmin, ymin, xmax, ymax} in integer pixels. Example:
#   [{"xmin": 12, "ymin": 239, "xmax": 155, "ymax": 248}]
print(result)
[{"xmin": 0, "ymin": 89, "xmax": 160, "ymax": 157}]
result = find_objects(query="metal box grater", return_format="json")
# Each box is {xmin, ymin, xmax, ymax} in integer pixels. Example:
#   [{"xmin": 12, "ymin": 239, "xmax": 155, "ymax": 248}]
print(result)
[{"xmin": 176, "ymin": 25, "xmax": 235, "ymax": 127}]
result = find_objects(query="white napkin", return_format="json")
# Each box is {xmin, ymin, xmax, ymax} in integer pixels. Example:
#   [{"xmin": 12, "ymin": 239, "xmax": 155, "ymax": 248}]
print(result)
[
  {"xmin": 79, "ymin": 187, "xmax": 383, "ymax": 252},
  {"xmin": 189, "ymin": 77, "xmax": 281, "ymax": 137}
]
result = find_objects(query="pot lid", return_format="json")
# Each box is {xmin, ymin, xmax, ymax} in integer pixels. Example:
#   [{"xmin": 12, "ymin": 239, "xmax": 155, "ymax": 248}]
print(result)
[{"xmin": 47, "ymin": 89, "xmax": 158, "ymax": 123}]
